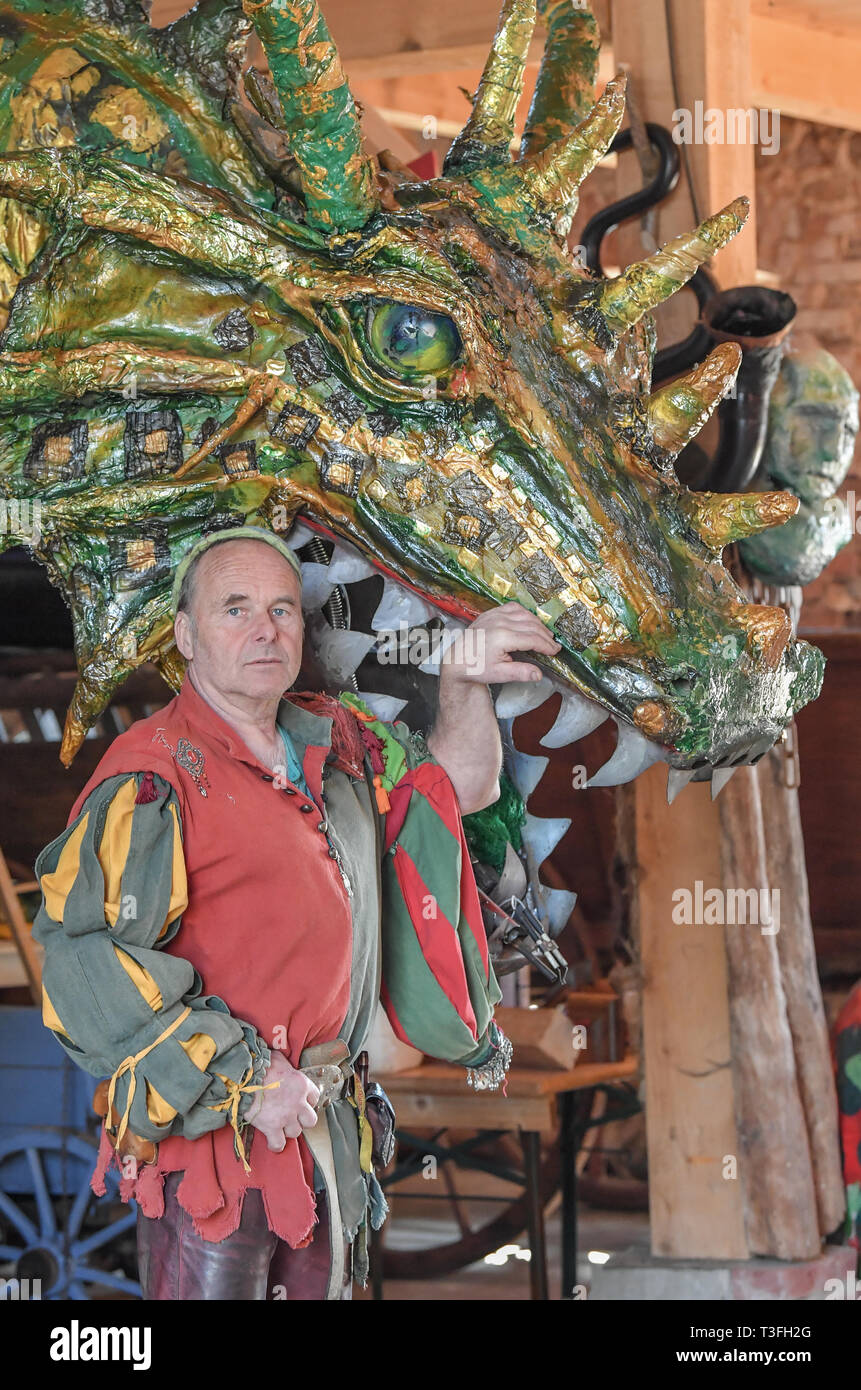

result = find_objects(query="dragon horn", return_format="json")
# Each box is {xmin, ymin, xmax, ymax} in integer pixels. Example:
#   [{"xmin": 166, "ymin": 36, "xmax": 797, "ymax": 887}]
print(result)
[
  {"xmin": 600, "ymin": 198, "xmax": 750, "ymax": 332},
  {"xmin": 242, "ymin": 0, "xmax": 378, "ymax": 232},
  {"xmin": 648, "ymin": 343, "xmax": 742, "ymax": 456},
  {"xmin": 521, "ymin": 0, "xmax": 601, "ymax": 158},
  {"xmin": 444, "ymin": 0, "xmax": 537, "ymax": 174},
  {"xmin": 684, "ymin": 490, "xmax": 799, "ymax": 554},
  {"xmin": 521, "ymin": 71, "xmax": 627, "ymax": 215}
]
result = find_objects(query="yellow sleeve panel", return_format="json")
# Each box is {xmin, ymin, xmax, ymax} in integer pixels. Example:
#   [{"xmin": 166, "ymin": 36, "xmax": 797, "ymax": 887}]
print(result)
[
  {"xmin": 40, "ymin": 812, "xmax": 90, "ymax": 924},
  {"xmin": 94, "ymin": 777, "xmax": 188, "ymax": 934},
  {"xmin": 161, "ymin": 801, "xmax": 188, "ymax": 937},
  {"xmin": 113, "ymin": 944, "xmax": 164, "ymax": 1012},
  {"xmin": 144, "ymin": 1033, "xmax": 219, "ymax": 1124},
  {"xmin": 97, "ymin": 776, "xmax": 137, "ymax": 928},
  {"xmin": 42, "ymin": 982, "xmax": 73, "ymax": 1041}
]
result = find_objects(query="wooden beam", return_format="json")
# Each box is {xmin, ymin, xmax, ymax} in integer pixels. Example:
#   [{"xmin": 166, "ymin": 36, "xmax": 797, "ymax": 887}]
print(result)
[
  {"xmin": 151, "ymin": 2, "xmax": 861, "ymax": 133},
  {"xmin": 358, "ymin": 104, "xmax": 421, "ymax": 163},
  {"xmin": 751, "ymin": 13, "xmax": 861, "ymax": 135}
]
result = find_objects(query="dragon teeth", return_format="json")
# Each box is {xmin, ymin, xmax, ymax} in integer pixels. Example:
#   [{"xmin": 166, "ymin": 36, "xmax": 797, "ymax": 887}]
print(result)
[
  {"xmin": 310, "ymin": 626, "xmax": 376, "ymax": 683},
  {"xmin": 370, "ymin": 578, "xmax": 436, "ymax": 632},
  {"xmin": 286, "ymin": 519, "xmax": 317, "ymax": 550},
  {"xmin": 495, "ymin": 840, "xmax": 528, "ymax": 902},
  {"xmin": 666, "ymin": 766, "xmax": 697, "ymax": 804},
  {"xmin": 325, "ymin": 546, "xmax": 377, "ymax": 585},
  {"xmin": 505, "ymin": 747, "xmax": 549, "ymax": 801},
  {"xmin": 710, "ymin": 765, "xmax": 738, "ymax": 799},
  {"xmin": 539, "ymin": 688, "xmax": 609, "ymax": 747},
  {"xmin": 355, "ymin": 690, "xmax": 408, "ymax": 722},
  {"xmin": 299, "ymin": 560, "xmax": 336, "ymax": 610},
  {"xmin": 588, "ymin": 719, "xmax": 666, "ymax": 787},
  {"xmin": 542, "ymin": 885, "xmax": 577, "ymax": 935},
  {"xmin": 417, "ymin": 626, "xmax": 458, "ymax": 675},
  {"xmin": 495, "ymin": 676, "xmax": 554, "ymax": 719},
  {"xmin": 521, "ymin": 810, "xmax": 572, "ymax": 868}
]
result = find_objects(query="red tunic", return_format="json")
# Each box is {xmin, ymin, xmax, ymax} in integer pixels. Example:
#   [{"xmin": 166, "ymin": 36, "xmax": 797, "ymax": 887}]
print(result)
[{"xmin": 79, "ymin": 677, "xmax": 366, "ymax": 1245}]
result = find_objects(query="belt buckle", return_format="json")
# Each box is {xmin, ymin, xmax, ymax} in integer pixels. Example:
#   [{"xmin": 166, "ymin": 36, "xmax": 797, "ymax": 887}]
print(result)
[{"xmin": 303, "ymin": 1062, "xmax": 346, "ymax": 1111}]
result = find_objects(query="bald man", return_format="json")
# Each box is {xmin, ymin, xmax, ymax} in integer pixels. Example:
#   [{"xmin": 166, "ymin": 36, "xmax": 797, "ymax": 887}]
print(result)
[{"xmin": 33, "ymin": 525, "xmax": 559, "ymax": 1299}]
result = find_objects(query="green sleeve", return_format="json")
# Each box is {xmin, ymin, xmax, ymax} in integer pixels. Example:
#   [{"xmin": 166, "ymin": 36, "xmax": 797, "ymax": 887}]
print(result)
[{"xmin": 32, "ymin": 771, "xmax": 271, "ymax": 1145}]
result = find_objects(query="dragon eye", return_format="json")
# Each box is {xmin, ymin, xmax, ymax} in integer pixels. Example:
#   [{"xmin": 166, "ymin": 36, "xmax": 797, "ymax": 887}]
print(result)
[{"xmin": 365, "ymin": 302, "xmax": 462, "ymax": 380}]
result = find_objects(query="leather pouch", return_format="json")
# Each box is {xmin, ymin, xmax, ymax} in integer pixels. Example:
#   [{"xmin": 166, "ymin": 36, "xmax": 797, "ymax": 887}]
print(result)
[{"xmin": 364, "ymin": 1081, "xmax": 396, "ymax": 1169}]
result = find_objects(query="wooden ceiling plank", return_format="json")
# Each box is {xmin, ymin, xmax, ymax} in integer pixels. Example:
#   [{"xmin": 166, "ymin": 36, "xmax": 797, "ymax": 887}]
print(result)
[{"xmin": 751, "ymin": 14, "xmax": 861, "ymax": 134}]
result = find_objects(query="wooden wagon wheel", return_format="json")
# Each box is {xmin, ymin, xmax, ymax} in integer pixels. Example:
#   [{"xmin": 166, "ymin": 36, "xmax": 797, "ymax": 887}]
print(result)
[{"xmin": 0, "ymin": 1131, "xmax": 140, "ymax": 1299}]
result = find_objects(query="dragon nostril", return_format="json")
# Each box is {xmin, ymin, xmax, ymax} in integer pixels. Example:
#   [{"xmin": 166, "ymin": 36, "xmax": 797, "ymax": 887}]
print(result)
[{"xmin": 668, "ymin": 667, "xmax": 699, "ymax": 698}]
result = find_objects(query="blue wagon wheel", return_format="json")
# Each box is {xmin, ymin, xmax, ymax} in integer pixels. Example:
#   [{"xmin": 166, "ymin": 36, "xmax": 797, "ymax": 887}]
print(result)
[{"xmin": 0, "ymin": 1131, "xmax": 141, "ymax": 1299}]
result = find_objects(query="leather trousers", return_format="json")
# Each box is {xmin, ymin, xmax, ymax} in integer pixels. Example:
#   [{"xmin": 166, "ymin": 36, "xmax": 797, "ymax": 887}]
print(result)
[{"xmin": 136, "ymin": 1171, "xmax": 352, "ymax": 1300}]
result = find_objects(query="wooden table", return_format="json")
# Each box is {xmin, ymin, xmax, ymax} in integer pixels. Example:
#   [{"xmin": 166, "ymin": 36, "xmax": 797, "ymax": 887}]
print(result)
[{"xmin": 375, "ymin": 1054, "xmax": 640, "ymax": 1299}]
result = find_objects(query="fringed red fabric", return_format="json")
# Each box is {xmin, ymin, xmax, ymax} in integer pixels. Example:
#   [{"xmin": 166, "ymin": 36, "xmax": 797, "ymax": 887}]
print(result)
[
  {"xmin": 92, "ymin": 1122, "xmax": 320, "ymax": 1247},
  {"xmin": 282, "ymin": 690, "xmax": 368, "ymax": 779}
]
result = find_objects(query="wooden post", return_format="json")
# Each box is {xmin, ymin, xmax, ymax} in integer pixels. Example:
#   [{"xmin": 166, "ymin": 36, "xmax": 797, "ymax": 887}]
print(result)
[
  {"xmin": 757, "ymin": 746, "xmax": 846, "ymax": 1238},
  {"xmin": 631, "ymin": 766, "xmax": 748, "ymax": 1259},
  {"xmin": 613, "ymin": 0, "xmax": 758, "ymax": 1261},
  {"xmin": 718, "ymin": 767, "xmax": 821, "ymax": 1259}
]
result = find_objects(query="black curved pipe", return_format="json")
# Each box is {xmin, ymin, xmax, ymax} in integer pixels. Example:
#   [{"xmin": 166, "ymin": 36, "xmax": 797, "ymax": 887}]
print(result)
[
  {"xmin": 692, "ymin": 286, "xmax": 797, "ymax": 492},
  {"xmin": 579, "ymin": 124, "xmax": 718, "ymax": 384},
  {"xmin": 580, "ymin": 124, "xmax": 681, "ymax": 272}
]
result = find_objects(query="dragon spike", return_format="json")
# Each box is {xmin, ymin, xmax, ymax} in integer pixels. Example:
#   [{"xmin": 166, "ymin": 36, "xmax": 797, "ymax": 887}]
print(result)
[
  {"xmin": 520, "ymin": 0, "xmax": 600, "ymax": 158},
  {"xmin": 648, "ymin": 343, "xmax": 743, "ymax": 457},
  {"xmin": 600, "ymin": 198, "xmax": 750, "ymax": 333},
  {"xmin": 444, "ymin": 0, "xmax": 537, "ymax": 174},
  {"xmin": 60, "ymin": 614, "xmax": 176, "ymax": 766},
  {"xmin": 686, "ymin": 490, "xmax": 799, "ymax": 552},
  {"xmin": 521, "ymin": 71, "xmax": 627, "ymax": 217},
  {"xmin": 245, "ymin": 0, "xmax": 378, "ymax": 232}
]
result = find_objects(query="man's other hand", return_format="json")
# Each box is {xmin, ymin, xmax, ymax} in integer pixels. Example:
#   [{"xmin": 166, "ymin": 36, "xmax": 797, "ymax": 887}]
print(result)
[{"xmin": 246, "ymin": 1050, "xmax": 320, "ymax": 1151}]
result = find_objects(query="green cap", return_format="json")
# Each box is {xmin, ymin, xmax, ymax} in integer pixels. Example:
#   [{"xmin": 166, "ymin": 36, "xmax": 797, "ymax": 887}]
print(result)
[{"xmin": 171, "ymin": 526, "xmax": 303, "ymax": 615}]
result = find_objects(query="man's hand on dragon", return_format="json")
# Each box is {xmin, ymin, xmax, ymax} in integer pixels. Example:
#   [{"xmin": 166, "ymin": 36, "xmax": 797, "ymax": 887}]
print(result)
[{"xmin": 443, "ymin": 603, "xmax": 562, "ymax": 686}]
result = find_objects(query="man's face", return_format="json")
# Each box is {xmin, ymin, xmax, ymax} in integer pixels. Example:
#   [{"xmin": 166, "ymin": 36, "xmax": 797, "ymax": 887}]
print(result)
[{"xmin": 174, "ymin": 539, "xmax": 304, "ymax": 702}]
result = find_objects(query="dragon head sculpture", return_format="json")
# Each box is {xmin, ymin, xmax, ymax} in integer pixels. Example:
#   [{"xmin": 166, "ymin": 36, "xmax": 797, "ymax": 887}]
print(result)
[{"xmin": 0, "ymin": 0, "xmax": 823, "ymax": 787}]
